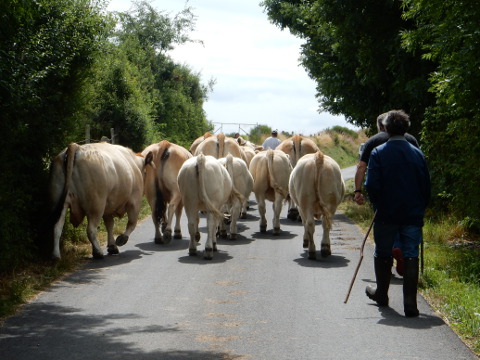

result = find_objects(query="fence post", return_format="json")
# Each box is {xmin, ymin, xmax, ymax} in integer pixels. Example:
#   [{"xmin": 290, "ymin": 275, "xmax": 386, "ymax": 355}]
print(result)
[
  {"xmin": 110, "ymin": 128, "xmax": 115, "ymax": 144},
  {"xmin": 85, "ymin": 124, "xmax": 90, "ymax": 144}
]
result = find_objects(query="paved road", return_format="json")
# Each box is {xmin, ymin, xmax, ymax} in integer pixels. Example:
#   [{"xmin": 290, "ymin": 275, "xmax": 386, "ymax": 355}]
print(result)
[{"xmin": 0, "ymin": 166, "xmax": 476, "ymax": 359}]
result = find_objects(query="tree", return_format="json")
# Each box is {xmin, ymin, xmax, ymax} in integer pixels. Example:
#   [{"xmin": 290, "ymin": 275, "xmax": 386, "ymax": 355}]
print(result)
[
  {"xmin": 0, "ymin": 0, "xmax": 111, "ymax": 270},
  {"xmin": 402, "ymin": 0, "xmax": 480, "ymax": 227},
  {"xmin": 113, "ymin": 1, "xmax": 211, "ymax": 148},
  {"xmin": 261, "ymin": 0, "xmax": 436, "ymax": 136}
]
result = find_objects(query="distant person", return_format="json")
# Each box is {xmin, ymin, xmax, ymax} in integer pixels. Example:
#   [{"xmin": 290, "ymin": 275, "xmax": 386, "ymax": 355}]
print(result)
[
  {"xmin": 364, "ymin": 110, "xmax": 430, "ymax": 317},
  {"xmin": 234, "ymin": 133, "xmax": 240, "ymax": 139},
  {"xmin": 262, "ymin": 130, "xmax": 281, "ymax": 150},
  {"xmin": 354, "ymin": 111, "xmax": 419, "ymax": 276}
]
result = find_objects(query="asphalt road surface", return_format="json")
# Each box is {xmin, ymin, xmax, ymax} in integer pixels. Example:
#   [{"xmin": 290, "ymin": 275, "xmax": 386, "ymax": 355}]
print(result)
[{"xmin": 0, "ymin": 166, "xmax": 477, "ymax": 360}]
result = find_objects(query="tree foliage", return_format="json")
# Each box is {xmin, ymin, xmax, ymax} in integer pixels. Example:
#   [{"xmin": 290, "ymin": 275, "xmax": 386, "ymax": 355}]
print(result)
[
  {"xmin": 0, "ymin": 0, "xmax": 211, "ymax": 271},
  {"xmin": 0, "ymin": 0, "xmax": 111, "ymax": 270},
  {"xmin": 261, "ymin": 0, "xmax": 435, "ymax": 137},
  {"xmin": 401, "ymin": 0, "xmax": 480, "ymax": 227},
  {"xmin": 262, "ymin": 0, "xmax": 480, "ymax": 227}
]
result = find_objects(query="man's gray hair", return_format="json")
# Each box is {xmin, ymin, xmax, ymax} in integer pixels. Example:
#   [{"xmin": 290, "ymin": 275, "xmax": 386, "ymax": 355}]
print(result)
[
  {"xmin": 376, "ymin": 112, "xmax": 388, "ymax": 132},
  {"xmin": 383, "ymin": 110, "xmax": 410, "ymax": 136}
]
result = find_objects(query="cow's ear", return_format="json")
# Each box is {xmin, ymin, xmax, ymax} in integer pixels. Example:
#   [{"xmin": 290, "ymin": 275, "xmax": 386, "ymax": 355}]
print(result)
[{"xmin": 145, "ymin": 151, "xmax": 156, "ymax": 169}]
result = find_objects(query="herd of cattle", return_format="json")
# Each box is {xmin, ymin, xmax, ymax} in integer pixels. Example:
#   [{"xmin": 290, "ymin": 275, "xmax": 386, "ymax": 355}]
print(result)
[{"xmin": 50, "ymin": 133, "xmax": 345, "ymax": 261}]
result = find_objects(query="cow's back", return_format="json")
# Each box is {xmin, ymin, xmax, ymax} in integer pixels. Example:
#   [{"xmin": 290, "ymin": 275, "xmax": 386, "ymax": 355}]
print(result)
[
  {"xmin": 143, "ymin": 140, "xmax": 192, "ymax": 201},
  {"xmin": 69, "ymin": 143, "xmax": 143, "ymax": 223},
  {"xmin": 249, "ymin": 149, "xmax": 290, "ymax": 201},
  {"xmin": 179, "ymin": 155, "xmax": 232, "ymax": 213},
  {"xmin": 277, "ymin": 135, "xmax": 319, "ymax": 167}
]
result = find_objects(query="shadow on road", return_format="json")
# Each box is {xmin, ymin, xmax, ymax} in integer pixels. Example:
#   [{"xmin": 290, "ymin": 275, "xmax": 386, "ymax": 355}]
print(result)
[
  {"xmin": 293, "ymin": 252, "xmax": 350, "ymax": 268},
  {"xmin": 177, "ymin": 250, "xmax": 233, "ymax": 264},
  {"xmin": 135, "ymin": 239, "xmax": 189, "ymax": 252},
  {"xmin": 0, "ymin": 303, "xmax": 238, "ymax": 360},
  {"xmin": 376, "ymin": 306, "xmax": 446, "ymax": 329}
]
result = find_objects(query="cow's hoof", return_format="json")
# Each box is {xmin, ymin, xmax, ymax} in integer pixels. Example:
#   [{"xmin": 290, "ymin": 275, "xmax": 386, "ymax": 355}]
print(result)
[
  {"xmin": 321, "ymin": 247, "xmax": 331, "ymax": 258},
  {"xmin": 163, "ymin": 231, "xmax": 172, "ymax": 243},
  {"xmin": 220, "ymin": 230, "xmax": 228, "ymax": 238},
  {"xmin": 230, "ymin": 233, "xmax": 237, "ymax": 240},
  {"xmin": 303, "ymin": 239, "xmax": 309, "ymax": 248},
  {"xmin": 92, "ymin": 250, "xmax": 104, "ymax": 259},
  {"xmin": 174, "ymin": 230, "xmax": 182, "ymax": 239},
  {"xmin": 260, "ymin": 225, "xmax": 267, "ymax": 233},
  {"xmin": 308, "ymin": 251, "xmax": 316, "ymax": 260},
  {"xmin": 154, "ymin": 237, "xmax": 164, "ymax": 244},
  {"xmin": 107, "ymin": 245, "xmax": 119, "ymax": 255},
  {"xmin": 273, "ymin": 227, "xmax": 281, "ymax": 236},
  {"xmin": 240, "ymin": 212, "xmax": 247, "ymax": 219},
  {"xmin": 189, "ymin": 249, "xmax": 197, "ymax": 256},
  {"xmin": 115, "ymin": 234, "xmax": 129, "ymax": 246},
  {"xmin": 204, "ymin": 248, "xmax": 214, "ymax": 260},
  {"xmin": 287, "ymin": 208, "xmax": 299, "ymax": 220}
]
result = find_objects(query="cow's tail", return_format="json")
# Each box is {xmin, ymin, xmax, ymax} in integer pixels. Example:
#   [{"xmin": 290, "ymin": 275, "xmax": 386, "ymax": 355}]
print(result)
[
  {"xmin": 51, "ymin": 143, "xmax": 79, "ymax": 225},
  {"xmin": 266, "ymin": 149, "xmax": 288, "ymax": 198},
  {"xmin": 293, "ymin": 135, "xmax": 302, "ymax": 166},
  {"xmin": 154, "ymin": 140, "xmax": 171, "ymax": 224},
  {"xmin": 197, "ymin": 154, "xmax": 225, "ymax": 219},
  {"xmin": 225, "ymin": 154, "xmax": 246, "ymax": 204},
  {"xmin": 217, "ymin": 133, "xmax": 226, "ymax": 158},
  {"xmin": 313, "ymin": 150, "xmax": 331, "ymax": 228}
]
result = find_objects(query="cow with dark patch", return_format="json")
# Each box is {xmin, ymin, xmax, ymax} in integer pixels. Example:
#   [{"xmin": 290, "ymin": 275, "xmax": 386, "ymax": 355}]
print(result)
[{"xmin": 142, "ymin": 140, "xmax": 192, "ymax": 244}]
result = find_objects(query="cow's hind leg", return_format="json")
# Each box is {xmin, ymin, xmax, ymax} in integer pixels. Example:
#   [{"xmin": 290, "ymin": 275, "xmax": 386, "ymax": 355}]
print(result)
[
  {"xmin": 320, "ymin": 214, "xmax": 332, "ymax": 257},
  {"xmin": 162, "ymin": 202, "xmax": 177, "ymax": 244},
  {"xmin": 303, "ymin": 212, "xmax": 317, "ymax": 260},
  {"xmin": 86, "ymin": 214, "xmax": 104, "ymax": 259},
  {"xmin": 229, "ymin": 199, "xmax": 242, "ymax": 240},
  {"xmin": 103, "ymin": 215, "xmax": 119, "ymax": 255},
  {"xmin": 257, "ymin": 195, "xmax": 267, "ymax": 233},
  {"xmin": 116, "ymin": 203, "xmax": 139, "ymax": 247},
  {"xmin": 185, "ymin": 208, "xmax": 199, "ymax": 256},
  {"xmin": 272, "ymin": 193, "xmax": 283, "ymax": 235},
  {"xmin": 173, "ymin": 200, "xmax": 183, "ymax": 239},
  {"xmin": 204, "ymin": 213, "xmax": 217, "ymax": 260}
]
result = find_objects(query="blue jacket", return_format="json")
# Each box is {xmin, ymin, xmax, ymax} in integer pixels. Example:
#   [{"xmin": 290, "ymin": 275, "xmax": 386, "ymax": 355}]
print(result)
[{"xmin": 365, "ymin": 137, "xmax": 431, "ymax": 226}]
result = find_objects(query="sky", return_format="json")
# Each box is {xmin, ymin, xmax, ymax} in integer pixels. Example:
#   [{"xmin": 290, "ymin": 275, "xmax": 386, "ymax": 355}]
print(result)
[{"xmin": 107, "ymin": 0, "xmax": 358, "ymax": 136}]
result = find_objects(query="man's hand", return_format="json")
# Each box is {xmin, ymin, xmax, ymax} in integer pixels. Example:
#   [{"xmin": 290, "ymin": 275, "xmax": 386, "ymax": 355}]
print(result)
[{"xmin": 354, "ymin": 192, "xmax": 365, "ymax": 205}]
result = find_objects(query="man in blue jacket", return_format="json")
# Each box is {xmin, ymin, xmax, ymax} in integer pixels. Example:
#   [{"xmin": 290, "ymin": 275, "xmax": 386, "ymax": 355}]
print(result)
[{"xmin": 365, "ymin": 110, "xmax": 431, "ymax": 317}]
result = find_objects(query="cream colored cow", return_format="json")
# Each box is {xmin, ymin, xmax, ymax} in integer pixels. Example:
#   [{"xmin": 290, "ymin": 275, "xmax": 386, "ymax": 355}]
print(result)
[
  {"xmin": 178, "ymin": 154, "xmax": 234, "ymax": 260},
  {"xmin": 194, "ymin": 133, "xmax": 247, "ymax": 163},
  {"xmin": 289, "ymin": 151, "xmax": 345, "ymax": 260},
  {"xmin": 218, "ymin": 154, "xmax": 254, "ymax": 239},
  {"xmin": 249, "ymin": 149, "xmax": 291, "ymax": 235},
  {"xmin": 277, "ymin": 135, "xmax": 320, "ymax": 220},
  {"xmin": 50, "ymin": 142, "xmax": 154, "ymax": 259}
]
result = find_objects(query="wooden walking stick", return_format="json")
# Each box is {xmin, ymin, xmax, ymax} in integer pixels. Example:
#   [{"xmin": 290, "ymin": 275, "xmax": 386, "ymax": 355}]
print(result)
[{"xmin": 344, "ymin": 210, "xmax": 377, "ymax": 304}]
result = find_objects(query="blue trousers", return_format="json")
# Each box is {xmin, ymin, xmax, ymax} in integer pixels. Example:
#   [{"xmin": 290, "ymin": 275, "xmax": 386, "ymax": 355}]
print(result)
[{"xmin": 373, "ymin": 223, "xmax": 423, "ymax": 258}]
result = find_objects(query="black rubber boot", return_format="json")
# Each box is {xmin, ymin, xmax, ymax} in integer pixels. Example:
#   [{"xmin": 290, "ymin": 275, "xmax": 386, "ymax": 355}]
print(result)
[
  {"xmin": 403, "ymin": 257, "xmax": 420, "ymax": 317},
  {"xmin": 366, "ymin": 256, "xmax": 393, "ymax": 307}
]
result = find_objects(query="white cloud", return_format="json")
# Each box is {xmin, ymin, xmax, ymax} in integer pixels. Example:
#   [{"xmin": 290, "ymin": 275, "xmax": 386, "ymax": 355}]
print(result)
[{"xmin": 107, "ymin": 0, "xmax": 358, "ymax": 136}]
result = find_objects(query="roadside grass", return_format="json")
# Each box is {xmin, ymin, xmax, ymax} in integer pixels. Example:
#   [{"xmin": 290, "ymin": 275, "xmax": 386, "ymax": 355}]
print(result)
[{"xmin": 341, "ymin": 183, "xmax": 480, "ymax": 356}]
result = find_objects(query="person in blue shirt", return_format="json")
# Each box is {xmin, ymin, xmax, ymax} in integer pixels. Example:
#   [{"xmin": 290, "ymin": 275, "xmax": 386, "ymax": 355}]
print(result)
[
  {"xmin": 365, "ymin": 110, "xmax": 431, "ymax": 317},
  {"xmin": 354, "ymin": 112, "xmax": 420, "ymax": 276}
]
